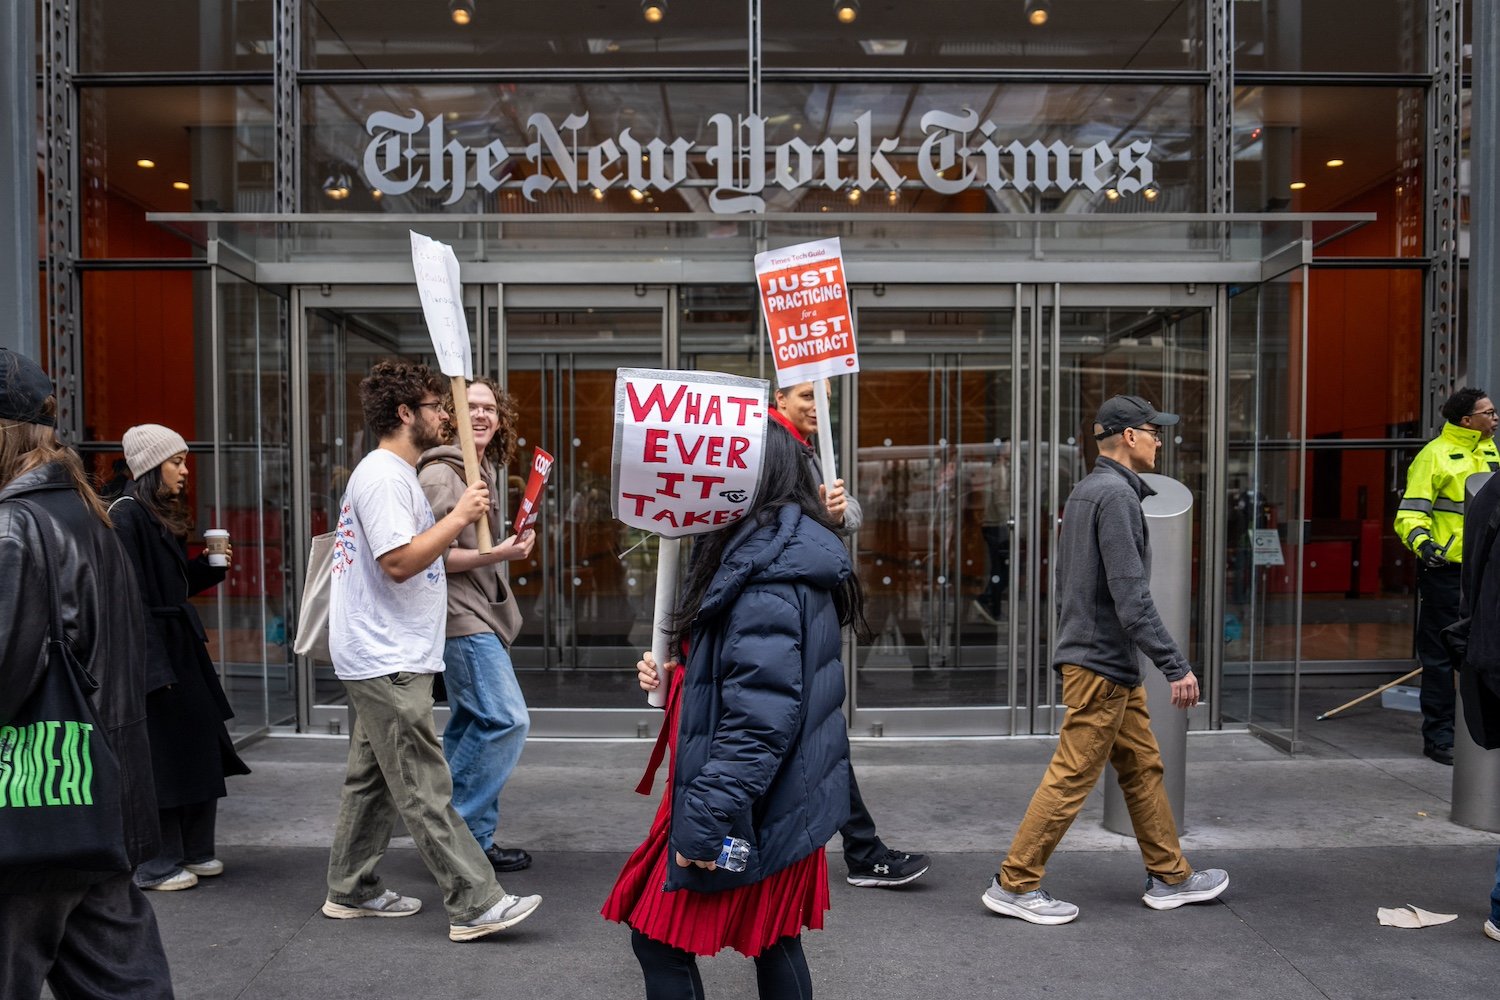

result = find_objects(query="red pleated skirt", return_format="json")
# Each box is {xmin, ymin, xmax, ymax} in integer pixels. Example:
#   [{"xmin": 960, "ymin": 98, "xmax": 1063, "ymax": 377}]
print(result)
[{"xmin": 601, "ymin": 667, "xmax": 830, "ymax": 958}]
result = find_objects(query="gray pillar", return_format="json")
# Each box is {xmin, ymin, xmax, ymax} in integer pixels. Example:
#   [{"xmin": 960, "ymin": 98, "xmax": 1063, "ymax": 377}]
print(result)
[
  {"xmin": 0, "ymin": 0, "xmax": 37, "ymax": 357},
  {"xmin": 1452, "ymin": 471, "xmax": 1500, "ymax": 832},
  {"xmin": 1473, "ymin": 0, "xmax": 1500, "ymax": 392},
  {"xmin": 1103, "ymin": 474, "xmax": 1193, "ymax": 836}
]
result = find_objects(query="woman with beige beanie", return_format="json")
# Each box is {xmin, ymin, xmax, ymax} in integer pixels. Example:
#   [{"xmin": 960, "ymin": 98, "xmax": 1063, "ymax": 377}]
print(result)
[{"xmin": 112, "ymin": 424, "xmax": 250, "ymax": 892}]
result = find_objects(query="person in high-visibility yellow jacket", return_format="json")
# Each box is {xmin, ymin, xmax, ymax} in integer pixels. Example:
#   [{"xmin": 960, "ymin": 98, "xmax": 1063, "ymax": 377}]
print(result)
[{"xmin": 1394, "ymin": 387, "xmax": 1499, "ymax": 764}]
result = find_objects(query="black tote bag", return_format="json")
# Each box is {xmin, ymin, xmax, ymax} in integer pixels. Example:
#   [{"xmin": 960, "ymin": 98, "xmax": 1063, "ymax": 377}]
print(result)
[{"xmin": 0, "ymin": 499, "xmax": 129, "ymax": 873}]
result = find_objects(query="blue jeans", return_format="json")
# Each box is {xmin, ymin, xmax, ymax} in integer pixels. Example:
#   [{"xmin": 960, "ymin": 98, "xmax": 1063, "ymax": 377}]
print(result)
[
  {"xmin": 443, "ymin": 633, "xmax": 531, "ymax": 851},
  {"xmin": 1491, "ymin": 848, "xmax": 1500, "ymax": 925}
]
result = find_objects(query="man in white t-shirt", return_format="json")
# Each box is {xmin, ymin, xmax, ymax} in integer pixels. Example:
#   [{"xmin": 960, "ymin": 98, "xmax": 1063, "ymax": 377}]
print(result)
[{"xmin": 320, "ymin": 359, "xmax": 542, "ymax": 943}]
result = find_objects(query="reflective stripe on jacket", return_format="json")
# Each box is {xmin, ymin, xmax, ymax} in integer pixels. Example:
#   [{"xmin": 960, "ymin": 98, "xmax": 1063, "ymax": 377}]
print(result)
[{"xmin": 1393, "ymin": 422, "xmax": 1500, "ymax": 563}]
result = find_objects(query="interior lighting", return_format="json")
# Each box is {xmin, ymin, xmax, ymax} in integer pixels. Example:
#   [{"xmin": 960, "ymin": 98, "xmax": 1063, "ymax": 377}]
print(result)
[
  {"xmin": 449, "ymin": 0, "xmax": 474, "ymax": 25},
  {"xmin": 370, "ymin": 189, "xmax": 383, "ymax": 201},
  {"xmin": 1025, "ymin": 0, "xmax": 1049, "ymax": 26},
  {"xmin": 1289, "ymin": 181, "xmax": 1307, "ymax": 191},
  {"xmin": 172, "ymin": 181, "xmax": 190, "ymax": 191},
  {"xmin": 847, "ymin": 188, "xmax": 861, "ymax": 203},
  {"xmin": 1142, "ymin": 185, "xmax": 1159, "ymax": 201},
  {"xmin": 136, "ymin": 158, "xmax": 156, "ymax": 169},
  {"xmin": 887, "ymin": 189, "xmax": 899, "ymax": 205},
  {"xmin": 642, "ymin": 0, "xmax": 666, "ymax": 23},
  {"xmin": 629, "ymin": 188, "xmax": 646, "ymax": 202},
  {"xmin": 1325, "ymin": 158, "xmax": 1345, "ymax": 168},
  {"xmin": 592, "ymin": 187, "xmax": 606, "ymax": 201},
  {"xmin": 1104, "ymin": 188, "xmax": 1120, "ymax": 201},
  {"xmin": 834, "ymin": 0, "xmax": 859, "ymax": 24}
]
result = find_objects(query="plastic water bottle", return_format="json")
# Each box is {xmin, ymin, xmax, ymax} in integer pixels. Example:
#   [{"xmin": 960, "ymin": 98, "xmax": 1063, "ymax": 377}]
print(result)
[{"xmin": 716, "ymin": 836, "xmax": 750, "ymax": 873}]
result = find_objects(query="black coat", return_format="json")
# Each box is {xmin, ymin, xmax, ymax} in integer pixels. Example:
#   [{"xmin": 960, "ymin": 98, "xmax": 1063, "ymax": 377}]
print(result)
[
  {"xmin": 0, "ymin": 464, "xmax": 160, "ymax": 890},
  {"xmin": 1459, "ymin": 474, "xmax": 1500, "ymax": 749},
  {"xmin": 668, "ymin": 504, "xmax": 852, "ymax": 893},
  {"xmin": 111, "ymin": 491, "xmax": 249, "ymax": 808}
]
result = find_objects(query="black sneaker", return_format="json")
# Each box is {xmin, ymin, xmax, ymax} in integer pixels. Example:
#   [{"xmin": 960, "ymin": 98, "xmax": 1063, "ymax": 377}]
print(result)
[
  {"xmin": 846, "ymin": 849, "xmax": 930, "ymax": 888},
  {"xmin": 1423, "ymin": 743, "xmax": 1454, "ymax": 766},
  {"xmin": 485, "ymin": 845, "xmax": 533, "ymax": 873}
]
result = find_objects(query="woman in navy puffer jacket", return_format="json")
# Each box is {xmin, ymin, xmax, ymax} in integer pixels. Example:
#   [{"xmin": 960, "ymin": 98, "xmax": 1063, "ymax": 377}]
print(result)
[{"xmin": 603, "ymin": 419, "xmax": 867, "ymax": 999}]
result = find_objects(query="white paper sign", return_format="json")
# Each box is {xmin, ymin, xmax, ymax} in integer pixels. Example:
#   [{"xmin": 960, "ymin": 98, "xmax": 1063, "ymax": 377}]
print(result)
[
  {"xmin": 409, "ymin": 230, "xmax": 473, "ymax": 379},
  {"xmin": 611, "ymin": 369, "xmax": 770, "ymax": 538},
  {"xmin": 1251, "ymin": 528, "xmax": 1285, "ymax": 566}
]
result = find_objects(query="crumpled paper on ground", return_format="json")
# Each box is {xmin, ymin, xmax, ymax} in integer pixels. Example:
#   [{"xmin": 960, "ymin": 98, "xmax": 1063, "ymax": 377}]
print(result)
[{"xmin": 1377, "ymin": 905, "xmax": 1458, "ymax": 928}]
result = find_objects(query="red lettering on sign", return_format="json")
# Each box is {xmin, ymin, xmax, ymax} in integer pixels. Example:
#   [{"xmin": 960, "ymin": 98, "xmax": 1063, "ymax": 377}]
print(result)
[{"xmin": 643, "ymin": 428, "xmax": 668, "ymax": 463}]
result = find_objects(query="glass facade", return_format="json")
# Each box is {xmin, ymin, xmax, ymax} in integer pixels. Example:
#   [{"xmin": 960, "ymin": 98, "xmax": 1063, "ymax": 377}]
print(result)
[{"xmin": 32, "ymin": 0, "xmax": 1462, "ymax": 746}]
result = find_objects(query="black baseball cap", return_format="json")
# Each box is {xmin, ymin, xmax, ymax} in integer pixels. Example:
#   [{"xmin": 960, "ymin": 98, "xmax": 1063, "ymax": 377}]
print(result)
[
  {"xmin": 1094, "ymin": 394, "xmax": 1178, "ymax": 440},
  {"xmin": 0, "ymin": 348, "xmax": 56, "ymax": 428}
]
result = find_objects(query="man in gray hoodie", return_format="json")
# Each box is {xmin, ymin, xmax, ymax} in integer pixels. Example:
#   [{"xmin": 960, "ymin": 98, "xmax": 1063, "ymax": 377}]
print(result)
[{"xmin": 981, "ymin": 395, "xmax": 1228, "ymax": 925}]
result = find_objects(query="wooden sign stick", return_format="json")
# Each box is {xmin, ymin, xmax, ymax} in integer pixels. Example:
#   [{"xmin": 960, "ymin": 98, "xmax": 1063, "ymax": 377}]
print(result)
[{"xmin": 449, "ymin": 374, "xmax": 493, "ymax": 553}]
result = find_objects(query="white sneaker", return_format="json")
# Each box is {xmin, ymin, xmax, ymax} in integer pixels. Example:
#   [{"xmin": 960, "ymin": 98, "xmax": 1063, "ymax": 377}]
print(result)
[
  {"xmin": 1485, "ymin": 919, "xmax": 1500, "ymax": 942},
  {"xmin": 1142, "ymin": 869, "xmax": 1229, "ymax": 910},
  {"xmin": 449, "ymin": 893, "xmax": 542, "ymax": 942},
  {"xmin": 322, "ymin": 889, "xmax": 423, "ymax": 919},
  {"xmin": 183, "ymin": 859, "xmax": 224, "ymax": 878},
  {"xmin": 142, "ymin": 868, "xmax": 199, "ymax": 892},
  {"xmin": 980, "ymin": 877, "xmax": 1079, "ymax": 925}
]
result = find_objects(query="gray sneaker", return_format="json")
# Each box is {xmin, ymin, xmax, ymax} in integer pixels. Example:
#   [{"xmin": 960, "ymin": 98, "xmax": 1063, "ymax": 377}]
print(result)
[
  {"xmin": 449, "ymin": 893, "xmax": 542, "ymax": 942},
  {"xmin": 322, "ymin": 888, "xmax": 422, "ymax": 919},
  {"xmin": 1142, "ymin": 869, "xmax": 1229, "ymax": 910},
  {"xmin": 980, "ymin": 877, "xmax": 1079, "ymax": 925}
]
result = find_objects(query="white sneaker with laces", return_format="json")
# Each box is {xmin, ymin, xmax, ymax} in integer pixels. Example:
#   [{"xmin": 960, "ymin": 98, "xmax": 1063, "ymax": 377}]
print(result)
[
  {"xmin": 322, "ymin": 889, "xmax": 423, "ymax": 919},
  {"xmin": 981, "ymin": 877, "xmax": 1079, "ymax": 925},
  {"xmin": 449, "ymin": 893, "xmax": 542, "ymax": 942}
]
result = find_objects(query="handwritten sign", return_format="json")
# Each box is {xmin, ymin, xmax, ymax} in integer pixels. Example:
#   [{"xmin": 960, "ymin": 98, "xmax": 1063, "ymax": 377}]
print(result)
[
  {"xmin": 512, "ymin": 447, "xmax": 554, "ymax": 537},
  {"xmin": 755, "ymin": 237, "xmax": 859, "ymax": 388},
  {"xmin": 611, "ymin": 369, "xmax": 769, "ymax": 538},
  {"xmin": 410, "ymin": 231, "xmax": 473, "ymax": 379}
]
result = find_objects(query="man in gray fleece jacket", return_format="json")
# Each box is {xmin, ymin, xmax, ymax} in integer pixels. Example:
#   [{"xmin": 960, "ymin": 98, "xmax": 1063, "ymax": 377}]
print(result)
[{"xmin": 981, "ymin": 395, "xmax": 1228, "ymax": 926}]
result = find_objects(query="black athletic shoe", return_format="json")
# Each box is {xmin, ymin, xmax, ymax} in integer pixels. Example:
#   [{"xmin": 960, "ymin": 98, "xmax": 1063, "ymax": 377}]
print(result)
[
  {"xmin": 846, "ymin": 849, "xmax": 930, "ymax": 888},
  {"xmin": 485, "ymin": 845, "xmax": 533, "ymax": 873},
  {"xmin": 1423, "ymin": 743, "xmax": 1454, "ymax": 766}
]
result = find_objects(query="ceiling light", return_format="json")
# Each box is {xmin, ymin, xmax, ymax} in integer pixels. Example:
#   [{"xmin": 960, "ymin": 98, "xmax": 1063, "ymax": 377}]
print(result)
[
  {"xmin": 370, "ymin": 189, "xmax": 383, "ymax": 201},
  {"xmin": 642, "ymin": 0, "xmax": 666, "ymax": 23},
  {"xmin": 834, "ymin": 0, "xmax": 859, "ymax": 24},
  {"xmin": 592, "ymin": 187, "xmax": 605, "ymax": 201},
  {"xmin": 172, "ymin": 181, "xmax": 190, "ymax": 191},
  {"xmin": 1105, "ymin": 188, "xmax": 1120, "ymax": 201},
  {"xmin": 629, "ymin": 188, "xmax": 645, "ymax": 202},
  {"xmin": 1025, "ymin": 0, "xmax": 1049, "ymax": 26},
  {"xmin": 1289, "ymin": 181, "xmax": 1307, "ymax": 191},
  {"xmin": 1142, "ymin": 185, "xmax": 1159, "ymax": 201},
  {"xmin": 847, "ymin": 188, "xmax": 861, "ymax": 203},
  {"xmin": 449, "ymin": 0, "xmax": 474, "ymax": 25},
  {"xmin": 136, "ymin": 158, "xmax": 155, "ymax": 169},
  {"xmin": 1325, "ymin": 158, "xmax": 1345, "ymax": 168},
  {"xmin": 887, "ymin": 189, "xmax": 899, "ymax": 205}
]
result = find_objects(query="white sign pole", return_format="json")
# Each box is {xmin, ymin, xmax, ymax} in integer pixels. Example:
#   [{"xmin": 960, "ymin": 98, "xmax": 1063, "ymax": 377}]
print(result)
[
  {"xmin": 813, "ymin": 378, "xmax": 837, "ymax": 489},
  {"xmin": 647, "ymin": 536, "xmax": 682, "ymax": 709}
]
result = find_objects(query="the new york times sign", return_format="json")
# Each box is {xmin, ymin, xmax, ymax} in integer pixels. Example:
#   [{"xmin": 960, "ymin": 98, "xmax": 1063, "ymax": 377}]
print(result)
[{"xmin": 362, "ymin": 107, "xmax": 1156, "ymax": 213}]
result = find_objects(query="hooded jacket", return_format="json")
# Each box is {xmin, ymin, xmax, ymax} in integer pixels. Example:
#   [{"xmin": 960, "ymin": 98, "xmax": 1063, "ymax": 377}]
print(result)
[
  {"xmin": 667, "ymin": 503, "xmax": 852, "ymax": 893},
  {"xmin": 0, "ymin": 463, "xmax": 160, "ymax": 891},
  {"xmin": 1394, "ymin": 421, "xmax": 1500, "ymax": 564}
]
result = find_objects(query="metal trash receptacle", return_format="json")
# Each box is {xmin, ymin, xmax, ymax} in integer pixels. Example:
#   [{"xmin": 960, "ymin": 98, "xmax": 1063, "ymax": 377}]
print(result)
[{"xmin": 1103, "ymin": 473, "xmax": 1192, "ymax": 836}]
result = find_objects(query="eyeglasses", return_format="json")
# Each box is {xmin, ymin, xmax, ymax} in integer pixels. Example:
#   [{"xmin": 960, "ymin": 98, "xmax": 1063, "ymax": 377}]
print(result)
[
  {"xmin": 413, "ymin": 401, "xmax": 445, "ymax": 414},
  {"xmin": 1129, "ymin": 426, "xmax": 1164, "ymax": 442},
  {"xmin": 1471, "ymin": 408, "xmax": 1498, "ymax": 419},
  {"xmin": 469, "ymin": 404, "xmax": 499, "ymax": 416}
]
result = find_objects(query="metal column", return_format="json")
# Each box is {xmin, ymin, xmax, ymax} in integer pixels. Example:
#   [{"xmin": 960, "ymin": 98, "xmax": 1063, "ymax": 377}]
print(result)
[
  {"xmin": 1451, "ymin": 471, "xmax": 1500, "ymax": 832},
  {"xmin": 1471, "ymin": 0, "xmax": 1500, "ymax": 393},
  {"xmin": 0, "ymin": 0, "xmax": 36, "ymax": 357},
  {"xmin": 1103, "ymin": 474, "xmax": 1194, "ymax": 835}
]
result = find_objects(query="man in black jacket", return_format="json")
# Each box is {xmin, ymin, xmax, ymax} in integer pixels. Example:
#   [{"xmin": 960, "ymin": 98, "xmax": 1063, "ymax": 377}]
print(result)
[
  {"xmin": 982, "ymin": 395, "xmax": 1227, "ymax": 926},
  {"xmin": 0, "ymin": 349, "xmax": 174, "ymax": 998}
]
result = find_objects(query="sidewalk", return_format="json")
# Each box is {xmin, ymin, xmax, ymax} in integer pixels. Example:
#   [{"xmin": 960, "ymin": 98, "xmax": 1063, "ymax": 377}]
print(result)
[{"xmin": 142, "ymin": 700, "xmax": 1498, "ymax": 1000}]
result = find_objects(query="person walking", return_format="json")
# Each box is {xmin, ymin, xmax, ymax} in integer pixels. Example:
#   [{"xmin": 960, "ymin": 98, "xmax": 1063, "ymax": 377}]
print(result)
[
  {"xmin": 603, "ymin": 418, "xmax": 863, "ymax": 999},
  {"xmin": 320, "ymin": 360, "xmax": 540, "ymax": 942},
  {"xmin": 113, "ymin": 423, "xmax": 250, "ymax": 892},
  {"xmin": 771, "ymin": 381, "xmax": 931, "ymax": 889},
  {"xmin": 1394, "ymin": 386, "xmax": 1499, "ymax": 765},
  {"xmin": 0, "ymin": 349, "xmax": 175, "ymax": 999},
  {"xmin": 418, "ymin": 377, "xmax": 536, "ymax": 875},
  {"xmin": 982, "ymin": 394, "xmax": 1228, "ymax": 925}
]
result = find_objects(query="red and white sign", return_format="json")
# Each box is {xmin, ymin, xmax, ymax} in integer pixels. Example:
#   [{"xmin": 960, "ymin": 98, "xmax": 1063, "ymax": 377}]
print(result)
[
  {"xmin": 611, "ymin": 369, "xmax": 770, "ymax": 539},
  {"xmin": 512, "ymin": 447, "xmax": 554, "ymax": 537},
  {"xmin": 755, "ymin": 237, "xmax": 859, "ymax": 388}
]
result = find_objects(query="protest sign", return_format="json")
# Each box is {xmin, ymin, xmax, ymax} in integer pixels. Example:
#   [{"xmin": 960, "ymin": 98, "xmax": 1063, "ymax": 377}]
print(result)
[
  {"xmin": 754, "ymin": 236, "xmax": 859, "ymax": 486},
  {"xmin": 512, "ymin": 447, "xmax": 554, "ymax": 537},
  {"xmin": 755, "ymin": 236, "xmax": 858, "ymax": 388},
  {"xmin": 612, "ymin": 368, "xmax": 770, "ymax": 705},
  {"xmin": 409, "ymin": 230, "xmax": 490, "ymax": 551}
]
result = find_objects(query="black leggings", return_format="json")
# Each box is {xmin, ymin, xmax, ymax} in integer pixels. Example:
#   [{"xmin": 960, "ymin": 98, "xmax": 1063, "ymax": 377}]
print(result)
[{"xmin": 630, "ymin": 929, "xmax": 811, "ymax": 1000}]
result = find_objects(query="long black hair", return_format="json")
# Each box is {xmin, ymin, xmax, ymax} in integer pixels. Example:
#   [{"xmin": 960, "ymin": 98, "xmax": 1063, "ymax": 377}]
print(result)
[
  {"xmin": 669, "ymin": 418, "xmax": 869, "ymax": 645},
  {"xmin": 125, "ymin": 466, "xmax": 193, "ymax": 539}
]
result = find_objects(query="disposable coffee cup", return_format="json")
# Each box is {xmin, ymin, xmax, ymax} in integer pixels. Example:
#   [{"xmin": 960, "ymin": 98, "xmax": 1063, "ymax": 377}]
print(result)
[{"xmin": 204, "ymin": 529, "xmax": 231, "ymax": 567}]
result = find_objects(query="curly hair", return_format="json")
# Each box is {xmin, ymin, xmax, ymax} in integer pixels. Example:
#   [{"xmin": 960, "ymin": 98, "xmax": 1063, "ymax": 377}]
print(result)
[
  {"xmin": 1441, "ymin": 386, "xmax": 1491, "ymax": 426},
  {"xmin": 360, "ymin": 359, "xmax": 442, "ymax": 441},
  {"xmin": 440, "ymin": 376, "xmax": 520, "ymax": 469}
]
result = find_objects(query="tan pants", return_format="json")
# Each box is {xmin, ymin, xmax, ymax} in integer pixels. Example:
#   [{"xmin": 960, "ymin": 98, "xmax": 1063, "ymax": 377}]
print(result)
[{"xmin": 1000, "ymin": 664, "xmax": 1192, "ymax": 892}]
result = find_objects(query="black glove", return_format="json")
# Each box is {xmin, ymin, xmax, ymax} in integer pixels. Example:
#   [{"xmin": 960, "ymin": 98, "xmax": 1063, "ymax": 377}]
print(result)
[{"xmin": 1418, "ymin": 539, "xmax": 1449, "ymax": 569}]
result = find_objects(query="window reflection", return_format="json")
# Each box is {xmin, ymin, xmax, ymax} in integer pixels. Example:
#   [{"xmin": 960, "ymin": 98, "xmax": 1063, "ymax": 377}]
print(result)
[
  {"xmin": 1235, "ymin": 0, "xmax": 1425, "ymax": 74},
  {"xmin": 79, "ymin": 0, "xmax": 273, "ymax": 73}
]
